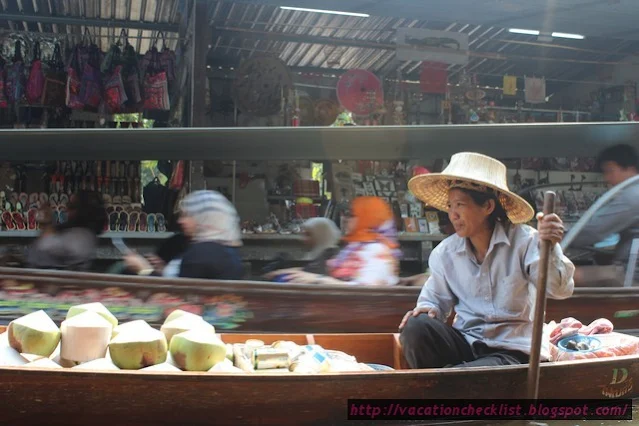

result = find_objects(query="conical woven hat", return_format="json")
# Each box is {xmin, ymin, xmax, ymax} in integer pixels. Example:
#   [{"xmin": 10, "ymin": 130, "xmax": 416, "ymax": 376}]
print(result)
[{"xmin": 408, "ymin": 152, "xmax": 535, "ymax": 224}]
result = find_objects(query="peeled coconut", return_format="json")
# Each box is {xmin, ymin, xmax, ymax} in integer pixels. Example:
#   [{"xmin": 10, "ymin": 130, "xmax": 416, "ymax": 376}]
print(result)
[
  {"xmin": 161, "ymin": 315, "xmax": 215, "ymax": 345},
  {"xmin": 169, "ymin": 329, "xmax": 227, "ymax": 371},
  {"xmin": 7, "ymin": 310, "xmax": 60, "ymax": 357},
  {"xmin": 66, "ymin": 302, "xmax": 118, "ymax": 329},
  {"xmin": 109, "ymin": 327, "xmax": 168, "ymax": 370},
  {"xmin": 60, "ymin": 311, "xmax": 112, "ymax": 363},
  {"xmin": 72, "ymin": 358, "xmax": 120, "ymax": 371},
  {"xmin": 112, "ymin": 320, "xmax": 152, "ymax": 339},
  {"xmin": 140, "ymin": 362, "xmax": 181, "ymax": 372},
  {"xmin": 25, "ymin": 358, "xmax": 62, "ymax": 369}
]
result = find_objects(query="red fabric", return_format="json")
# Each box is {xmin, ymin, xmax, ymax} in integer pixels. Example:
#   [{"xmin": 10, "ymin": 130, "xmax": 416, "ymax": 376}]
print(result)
[{"xmin": 420, "ymin": 62, "xmax": 448, "ymax": 94}]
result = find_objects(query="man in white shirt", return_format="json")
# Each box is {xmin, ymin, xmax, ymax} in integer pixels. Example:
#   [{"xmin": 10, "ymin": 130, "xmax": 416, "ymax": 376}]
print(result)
[{"xmin": 399, "ymin": 152, "xmax": 575, "ymax": 368}]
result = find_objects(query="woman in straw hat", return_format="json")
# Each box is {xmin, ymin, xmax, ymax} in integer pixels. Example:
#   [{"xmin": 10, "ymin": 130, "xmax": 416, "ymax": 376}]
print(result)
[{"xmin": 398, "ymin": 152, "xmax": 575, "ymax": 368}]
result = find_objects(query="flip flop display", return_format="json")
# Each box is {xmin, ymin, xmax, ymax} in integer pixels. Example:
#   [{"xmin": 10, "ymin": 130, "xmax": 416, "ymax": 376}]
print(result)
[
  {"xmin": 109, "ymin": 211, "xmax": 119, "ymax": 232},
  {"xmin": 128, "ymin": 211, "xmax": 139, "ymax": 232},
  {"xmin": 156, "ymin": 213, "xmax": 166, "ymax": 232},
  {"xmin": 12, "ymin": 212, "xmax": 26, "ymax": 230},
  {"xmin": 147, "ymin": 213, "xmax": 156, "ymax": 233},
  {"xmin": 2, "ymin": 211, "xmax": 15, "ymax": 230},
  {"xmin": 119, "ymin": 211, "xmax": 129, "ymax": 232},
  {"xmin": 58, "ymin": 207, "xmax": 68, "ymax": 224},
  {"xmin": 27, "ymin": 209, "xmax": 37, "ymax": 230},
  {"xmin": 139, "ymin": 212, "xmax": 148, "ymax": 232}
]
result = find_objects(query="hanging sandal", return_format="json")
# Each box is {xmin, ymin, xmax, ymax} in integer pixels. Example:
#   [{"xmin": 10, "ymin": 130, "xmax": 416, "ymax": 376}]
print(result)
[{"xmin": 28, "ymin": 193, "xmax": 38, "ymax": 208}]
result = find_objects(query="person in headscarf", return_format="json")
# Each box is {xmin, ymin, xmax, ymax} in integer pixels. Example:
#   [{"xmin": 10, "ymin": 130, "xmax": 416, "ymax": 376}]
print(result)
[
  {"xmin": 26, "ymin": 190, "xmax": 106, "ymax": 271},
  {"xmin": 266, "ymin": 196, "xmax": 401, "ymax": 286},
  {"xmin": 124, "ymin": 190, "xmax": 244, "ymax": 280}
]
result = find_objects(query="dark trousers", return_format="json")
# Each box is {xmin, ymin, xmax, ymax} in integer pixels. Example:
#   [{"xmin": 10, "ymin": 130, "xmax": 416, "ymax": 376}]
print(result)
[{"xmin": 399, "ymin": 315, "xmax": 529, "ymax": 368}]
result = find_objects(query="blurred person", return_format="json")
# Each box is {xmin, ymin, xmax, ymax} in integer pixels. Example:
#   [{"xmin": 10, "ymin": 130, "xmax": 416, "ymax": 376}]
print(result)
[
  {"xmin": 26, "ymin": 191, "xmax": 106, "ymax": 271},
  {"xmin": 398, "ymin": 152, "xmax": 574, "ymax": 369},
  {"xmin": 124, "ymin": 190, "xmax": 244, "ymax": 280},
  {"xmin": 262, "ymin": 217, "xmax": 342, "ymax": 277},
  {"xmin": 265, "ymin": 196, "xmax": 401, "ymax": 286}
]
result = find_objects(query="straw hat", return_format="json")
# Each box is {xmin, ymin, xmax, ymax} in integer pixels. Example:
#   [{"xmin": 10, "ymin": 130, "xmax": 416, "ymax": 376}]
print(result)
[{"xmin": 407, "ymin": 152, "xmax": 535, "ymax": 224}]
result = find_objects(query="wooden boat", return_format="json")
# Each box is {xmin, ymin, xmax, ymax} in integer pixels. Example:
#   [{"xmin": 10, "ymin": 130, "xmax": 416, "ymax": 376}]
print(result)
[
  {"xmin": 1, "ymin": 266, "xmax": 638, "ymax": 334},
  {"xmin": 0, "ymin": 325, "xmax": 637, "ymax": 426}
]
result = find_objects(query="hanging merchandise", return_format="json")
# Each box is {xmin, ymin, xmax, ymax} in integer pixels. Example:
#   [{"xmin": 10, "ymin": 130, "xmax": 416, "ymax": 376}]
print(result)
[
  {"xmin": 41, "ymin": 43, "xmax": 66, "ymax": 107},
  {"xmin": 79, "ymin": 31, "xmax": 104, "ymax": 109},
  {"xmin": 102, "ymin": 30, "xmax": 128, "ymax": 113},
  {"xmin": 337, "ymin": 69, "xmax": 384, "ymax": 116},
  {"xmin": 314, "ymin": 99, "xmax": 339, "ymax": 126},
  {"xmin": 25, "ymin": 41, "xmax": 44, "ymax": 105},
  {"xmin": 142, "ymin": 49, "xmax": 170, "ymax": 111},
  {"xmin": 232, "ymin": 56, "xmax": 293, "ymax": 117},
  {"xmin": 121, "ymin": 37, "xmax": 142, "ymax": 107},
  {"xmin": 0, "ymin": 57, "xmax": 7, "ymax": 108},
  {"xmin": 503, "ymin": 75, "xmax": 517, "ymax": 96},
  {"xmin": 420, "ymin": 62, "xmax": 448, "ymax": 94},
  {"xmin": 5, "ymin": 41, "xmax": 25, "ymax": 104},
  {"xmin": 525, "ymin": 76, "xmax": 546, "ymax": 104},
  {"xmin": 66, "ymin": 45, "xmax": 84, "ymax": 110}
]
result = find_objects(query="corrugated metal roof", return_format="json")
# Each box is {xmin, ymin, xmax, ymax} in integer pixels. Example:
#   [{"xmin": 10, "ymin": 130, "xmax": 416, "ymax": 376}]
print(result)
[{"xmin": 207, "ymin": 0, "xmax": 639, "ymax": 92}]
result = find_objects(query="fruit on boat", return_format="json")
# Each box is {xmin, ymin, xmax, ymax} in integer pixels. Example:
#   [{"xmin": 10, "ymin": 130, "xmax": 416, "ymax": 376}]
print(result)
[
  {"xmin": 169, "ymin": 329, "xmax": 227, "ymax": 371},
  {"xmin": 140, "ymin": 362, "xmax": 181, "ymax": 372},
  {"xmin": 164, "ymin": 309, "xmax": 192, "ymax": 324},
  {"xmin": 25, "ymin": 358, "xmax": 62, "ymax": 368},
  {"xmin": 109, "ymin": 327, "xmax": 168, "ymax": 370},
  {"xmin": 112, "ymin": 320, "xmax": 153, "ymax": 339},
  {"xmin": 0, "ymin": 334, "xmax": 28, "ymax": 366},
  {"xmin": 66, "ymin": 302, "xmax": 118, "ymax": 330},
  {"xmin": 161, "ymin": 314, "xmax": 215, "ymax": 345},
  {"xmin": 7, "ymin": 310, "xmax": 60, "ymax": 357},
  {"xmin": 72, "ymin": 358, "xmax": 120, "ymax": 371},
  {"xmin": 60, "ymin": 311, "xmax": 112, "ymax": 362}
]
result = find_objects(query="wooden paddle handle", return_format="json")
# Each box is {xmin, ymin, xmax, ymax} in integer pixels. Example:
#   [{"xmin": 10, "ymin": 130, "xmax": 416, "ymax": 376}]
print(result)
[{"xmin": 527, "ymin": 191, "xmax": 556, "ymax": 403}]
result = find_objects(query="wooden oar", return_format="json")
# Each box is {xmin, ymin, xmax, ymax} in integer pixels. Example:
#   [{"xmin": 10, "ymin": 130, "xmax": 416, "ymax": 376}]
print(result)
[{"xmin": 526, "ymin": 190, "xmax": 555, "ymax": 426}]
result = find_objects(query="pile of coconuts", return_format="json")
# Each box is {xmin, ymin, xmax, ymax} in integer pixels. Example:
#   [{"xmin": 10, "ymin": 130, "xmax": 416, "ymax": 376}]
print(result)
[{"xmin": 0, "ymin": 303, "xmax": 236, "ymax": 372}]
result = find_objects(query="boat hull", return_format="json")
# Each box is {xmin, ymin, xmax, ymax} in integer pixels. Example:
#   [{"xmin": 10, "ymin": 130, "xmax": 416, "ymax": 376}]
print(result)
[
  {"xmin": 0, "ymin": 330, "xmax": 637, "ymax": 426},
  {"xmin": 0, "ymin": 267, "xmax": 638, "ymax": 333}
]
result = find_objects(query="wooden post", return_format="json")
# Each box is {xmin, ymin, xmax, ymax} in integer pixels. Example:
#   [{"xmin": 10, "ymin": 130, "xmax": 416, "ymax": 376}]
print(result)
[{"xmin": 526, "ymin": 190, "xmax": 555, "ymax": 426}]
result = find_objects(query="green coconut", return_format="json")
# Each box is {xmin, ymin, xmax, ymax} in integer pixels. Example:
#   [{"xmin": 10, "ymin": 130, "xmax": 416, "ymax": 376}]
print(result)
[
  {"xmin": 7, "ymin": 310, "xmax": 61, "ymax": 357},
  {"xmin": 169, "ymin": 329, "xmax": 227, "ymax": 372},
  {"xmin": 112, "ymin": 320, "xmax": 152, "ymax": 339},
  {"xmin": 109, "ymin": 327, "xmax": 168, "ymax": 370},
  {"xmin": 66, "ymin": 302, "xmax": 118, "ymax": 329}
]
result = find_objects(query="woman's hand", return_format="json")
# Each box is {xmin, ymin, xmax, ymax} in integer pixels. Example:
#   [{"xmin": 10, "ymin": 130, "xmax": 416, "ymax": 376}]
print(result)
[
  {"xmin": 398, "ymin": 307, "xmax": 438, "ymax": 331},
  {"xmin": 536, "ymin": 212, "xmax": 565, "ymax": 245},
  {"xmin": 144, "ymin": 254, "xmax": 166, "ymax": 273},
  {"xmin": 281, "ymin": 270, "xmax": 324, "ymax": 284},
  {"xmin": 123, "ymin": 253, "xmax": 152, "ymax": 274}
]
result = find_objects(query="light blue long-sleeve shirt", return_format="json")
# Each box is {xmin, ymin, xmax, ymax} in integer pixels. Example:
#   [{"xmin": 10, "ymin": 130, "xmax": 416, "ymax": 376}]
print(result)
[{"xmin": 416, "ymin": 221, "xmax": 575, "ymax": 361}]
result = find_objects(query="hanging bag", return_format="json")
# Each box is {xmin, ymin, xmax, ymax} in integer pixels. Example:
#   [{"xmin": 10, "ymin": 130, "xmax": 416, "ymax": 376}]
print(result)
[
  {"xmin": 157, "ymin": 32, "xmax": 176, "ymax": 85},
  {"xmin": 26, "ymin": 41, "xmax": 45, "ymax": 104},
  {"xmin": 66, "ymin": 44, "xmax": 84, "ymax": 109},
  {"xmin": 79, "ymin": 32, "xmax": 103, "ymax": 109},
  {"xmin": 0, "ymin": 58, "xmax": 8, "ymax": 108},
  {"xmin": 142, "ymin": 49, "xmax": 170, "ymax": 111},
  {"xmin": 5, "ymin": 41, "xmax": 25, "ymax": 104},
  {"xmin": 122, "ymin": 41, "xmax": 142, "ymax": 107},
  {"xmin": 103, "ymin": 33, "xmax": 128, "ymax": 113},
  {"xmin": 41, "ymin": 43, "xmax": 66, "ymax": 106}
]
